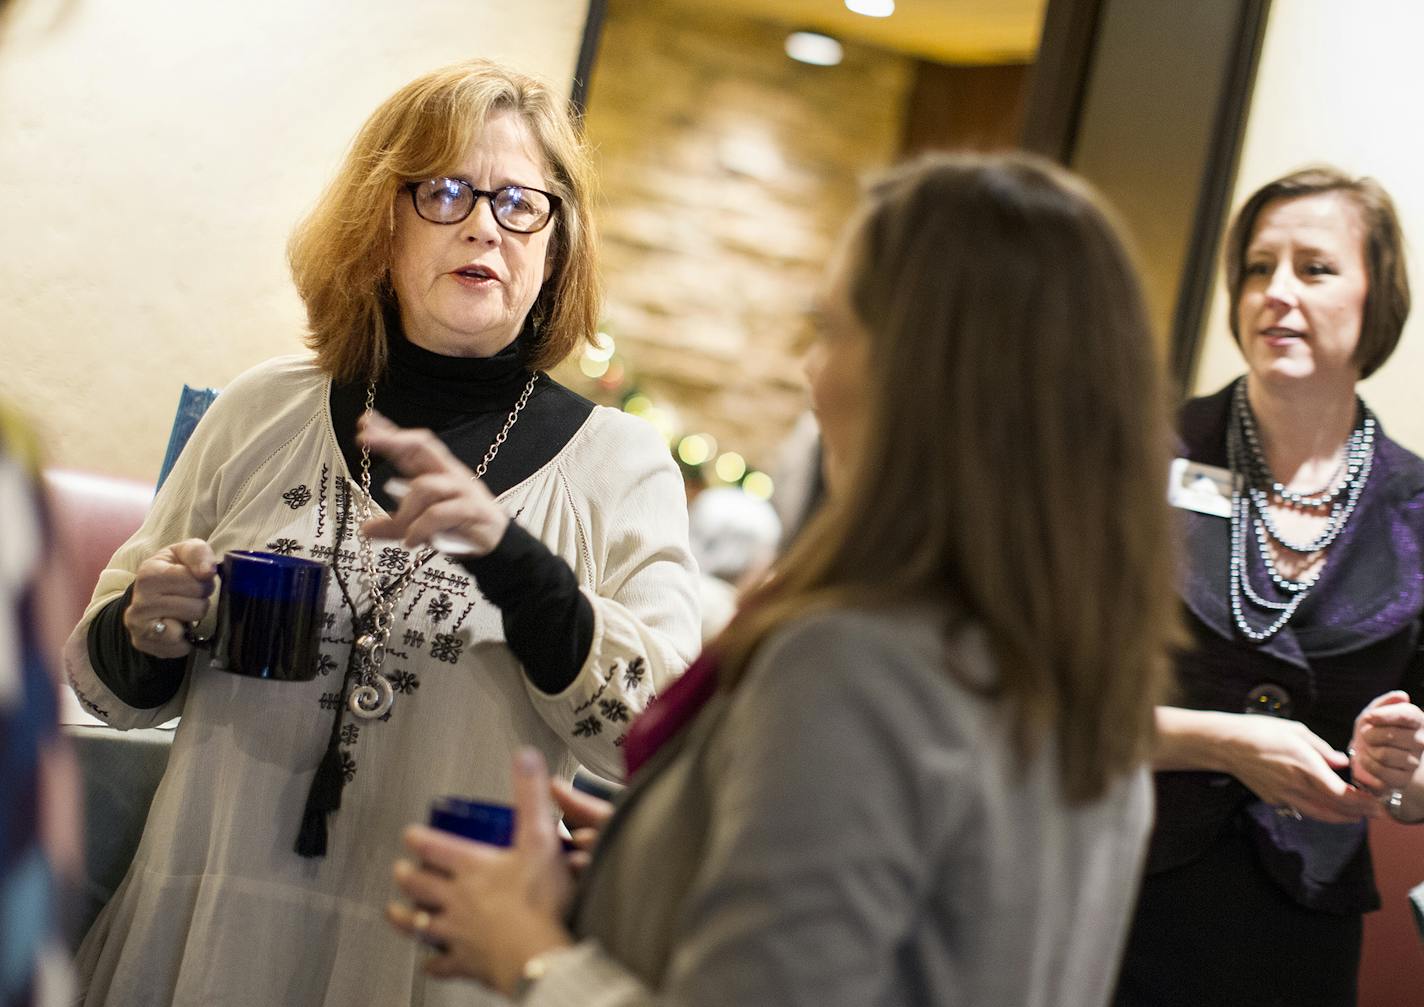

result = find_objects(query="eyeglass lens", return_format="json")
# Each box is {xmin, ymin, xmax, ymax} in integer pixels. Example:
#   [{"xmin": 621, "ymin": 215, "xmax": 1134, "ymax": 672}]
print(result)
[{"xmin": 410, "ymin": 178, "xmax": 553, "ymax": 233}]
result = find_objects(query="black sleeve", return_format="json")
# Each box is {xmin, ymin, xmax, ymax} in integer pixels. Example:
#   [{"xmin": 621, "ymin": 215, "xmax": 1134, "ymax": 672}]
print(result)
[
  {"xmin": 458, "ymin": 523, "xmax": 594, "ymax": 695},
  {"xmin": 85, "ymin": 584, "xmax": 189, "ymax": 709}
]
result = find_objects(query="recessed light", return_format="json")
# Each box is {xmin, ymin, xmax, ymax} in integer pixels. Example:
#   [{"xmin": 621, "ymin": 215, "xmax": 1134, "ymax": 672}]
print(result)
[
  {"xmin": 785, "ymin": 31, "xmax": 844, "ymax": 66},
  {"xmin": 846, "ymin": 0, "xmax": 895, "ymax": 17}
]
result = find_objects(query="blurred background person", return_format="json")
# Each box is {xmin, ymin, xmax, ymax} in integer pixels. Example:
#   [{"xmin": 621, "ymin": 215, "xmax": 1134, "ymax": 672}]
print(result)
[
  {"xmin": 387, "ymin": 152, "xmax": 1180, "ymax": 1007},
  {"xmin": 1115, "ymin": 167, "xmax": 1424, "ymax": 1007},
  {"xmin": 686, "ymin": 485, "xmax": 780, "ymax": 641},
  {"xmin": 63, "ymin": 60, "xmax": 698, "ymax": 1007},
  {"xmin": 0, "ymin": 402, "xmax": 79, "ymax": 1007}
]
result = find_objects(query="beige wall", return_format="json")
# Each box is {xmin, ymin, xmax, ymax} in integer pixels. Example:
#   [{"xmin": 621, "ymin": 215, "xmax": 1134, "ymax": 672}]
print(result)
[
  {"xmin": 0, "ymin": 0, "xmax": 588, "ymax": 480},
  {"xmin": 1193, "ymin": 0, "xmax": 1424, "ymax": 453},
  {"xmin": 567, "ymin": 0, "xmax": 913, "ymax": 471}
]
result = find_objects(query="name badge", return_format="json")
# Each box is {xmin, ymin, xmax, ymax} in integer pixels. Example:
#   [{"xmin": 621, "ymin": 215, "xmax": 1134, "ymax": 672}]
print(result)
[{"xmin": 1167, "ymin": 458, "xmax": 1234, "ymax": 518}]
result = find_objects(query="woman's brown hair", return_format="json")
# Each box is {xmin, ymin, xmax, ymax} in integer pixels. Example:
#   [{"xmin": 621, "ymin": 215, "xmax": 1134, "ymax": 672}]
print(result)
[
  {"xmin": 1224, "ymin": 166, "xmax": 1409, "ymax": 379},
  {"xmin": 288, "ymin": 60, "xmax": 600, "ymax": 382},
  {"xmin": 716, "ymin": 153, "xmax": 1178, "ymax": 804}
]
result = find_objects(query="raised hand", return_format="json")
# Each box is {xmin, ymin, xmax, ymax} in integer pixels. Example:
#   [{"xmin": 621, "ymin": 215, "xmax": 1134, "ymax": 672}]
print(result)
[{"xmin": 356, "ymin": 411, "xmax": 508, "ymax": 556}]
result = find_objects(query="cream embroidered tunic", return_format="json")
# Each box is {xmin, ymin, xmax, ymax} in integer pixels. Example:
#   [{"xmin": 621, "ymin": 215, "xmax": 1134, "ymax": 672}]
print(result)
[{"xmin": 63, "ymin": 355, "xmax": 701, "ymax": 1007}]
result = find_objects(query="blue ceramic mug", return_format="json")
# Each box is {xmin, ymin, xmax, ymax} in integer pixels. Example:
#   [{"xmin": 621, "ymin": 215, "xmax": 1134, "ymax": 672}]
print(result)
[
  {"xmin": 186, "ymin": 550, "xmax": 329, "ymax": 681},
  {"xmin": 428, "ymin": 797, "xmax": 515, "ymax": 846}
]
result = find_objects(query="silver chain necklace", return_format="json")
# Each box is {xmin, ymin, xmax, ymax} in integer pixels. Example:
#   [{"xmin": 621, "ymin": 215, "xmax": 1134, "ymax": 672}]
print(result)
[
  {"xmin": 346, "ymin": 373, "xmax": 538, "ymax": 719},
  {"xmin": 1226, "ymin": 379, "xmax": 1374, "ymax": 643}
]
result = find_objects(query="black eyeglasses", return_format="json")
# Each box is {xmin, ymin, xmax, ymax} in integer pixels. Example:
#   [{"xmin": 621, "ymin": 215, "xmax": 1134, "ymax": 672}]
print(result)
[{"xmin": 404, "ymin": 177, "xmax": 562, "ymax": 234}]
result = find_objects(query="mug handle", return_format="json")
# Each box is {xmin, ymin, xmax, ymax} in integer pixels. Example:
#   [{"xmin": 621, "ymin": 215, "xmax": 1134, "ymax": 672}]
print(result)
[{"xmin": 182, "ymin": 567, "xmax": 222, "ymax": 648}]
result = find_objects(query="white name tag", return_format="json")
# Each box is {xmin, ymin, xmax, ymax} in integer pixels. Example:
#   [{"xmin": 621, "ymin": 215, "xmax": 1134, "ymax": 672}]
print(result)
[{"xmin": 1167, "ymin": 458, "xmax": 1234, "ymax": 518}]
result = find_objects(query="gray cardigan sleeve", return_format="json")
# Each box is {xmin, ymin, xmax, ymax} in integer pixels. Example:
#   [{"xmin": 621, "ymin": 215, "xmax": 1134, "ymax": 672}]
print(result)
[{"xmin": 524, "ymin": 612, "xmax": 971, "ymax": 1007}]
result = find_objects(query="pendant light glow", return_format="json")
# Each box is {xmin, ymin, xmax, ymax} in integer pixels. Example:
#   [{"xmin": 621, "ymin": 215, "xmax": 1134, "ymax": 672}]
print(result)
[
  {"xmin": 846, "ymin": 0, "xmax": 895, "ymax": 16},
  {"xmin": 784, "ymin": 31, "xmax": 843, "ymax": 66}
]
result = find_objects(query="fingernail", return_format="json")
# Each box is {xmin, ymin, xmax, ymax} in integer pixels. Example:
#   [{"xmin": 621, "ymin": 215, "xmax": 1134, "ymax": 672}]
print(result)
[{"xmin": 516, "ymin": 748, "xmax": 541, "ymax": 775}]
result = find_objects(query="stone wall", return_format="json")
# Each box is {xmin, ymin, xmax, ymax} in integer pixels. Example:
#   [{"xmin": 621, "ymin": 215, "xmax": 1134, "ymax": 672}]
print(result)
[{"xmin": 561, "ymin": 1, "xmax": 914, "ymax": 475}]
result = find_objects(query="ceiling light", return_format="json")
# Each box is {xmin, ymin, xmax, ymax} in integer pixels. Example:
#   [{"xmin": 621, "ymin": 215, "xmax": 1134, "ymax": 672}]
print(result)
[
  {"xmin": 846, "ymin": 0, "xmax": 895, "ymax": 16},
  {"xmin": 785, "ymin": 31, "xmax": 843, "ymax": 66}
]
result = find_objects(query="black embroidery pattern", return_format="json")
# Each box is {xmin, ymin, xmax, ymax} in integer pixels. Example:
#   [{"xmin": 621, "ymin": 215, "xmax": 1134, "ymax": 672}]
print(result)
[
  {"xmin": 427, "ymin": 594, "xmax": 453, "ymax": 623},
  {"xmin": 614, "ymin": 734, "xmax": 627, "ymax": 748},
  {"xmin": 282, "ymin": 484, "xmax": 313, "ymax": 509},
  {"xmin": 453, "ymin": 598, "xmax": 481, "ymax": 627},
  {"xmin": 423, "ymin": 569, "xmax": 472, "ymax": 592},
  {"xmin": 267, "ymin": 537, "xmax": 302, "ymax": 556},
  {"xmin": 622, "ymin": 657, "xmax": 646, "ymax": 691},
  {"xmin": 339, "ymin": 751, "xmax": 358, "ymax": 782},
  {"xmin": 377, "ymin": 546, "xmax": 409, "ymax": 573},
  {"xmin": 69, "ymin": 677, "xmax": 110, "ymax": 720},
  {"xmin": 315, "ymin": 464, "xmax": 329, "ymax": 538},
  {"xmin": 598, "ymin": 698, "xmax": 630, "ymax": 723},
  {"xmin": 401, "ymin": 584, "xmax": 427, "ymax": 621},
  {"xmin": 429, "ymin": 633, "xmax": 464, "ymax": 664},
  {"xmin": 390, "ymin": 670, "xmax": 420, "ymax": 695},
  {"xmin": 340, "ymin": 723, "xmax": 360, "ymax": 746},
  {"xmin": 322, "ymin": 612, "xmax": 338, "ymax": 631},
  {"xmin": 573, "ymin": 680, "xmax": 610, "ymax": 715},
  {"xmin": 402, "ymin": 629, "xmax": 426, "ymax": 650},
  {"xmin": 315, "ymin": 654, "xmax": 338, "ymax": 677},
  {"xmin": 319, "ymin": 692, "xmax": 342, "ymax": 711},
  {"xmin": 573, "ymin": 716, "xmax": 603, "ymax": 738},
  {"xmin": 309, "ymin": 544, "xmax": 360, "ymax": 566}
]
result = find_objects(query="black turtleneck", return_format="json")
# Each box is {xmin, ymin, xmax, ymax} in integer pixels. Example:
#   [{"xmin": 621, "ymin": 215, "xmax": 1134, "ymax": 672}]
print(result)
[{"xmin": 88, "ymin": 326, "xmax": 597, "ymax": 709}]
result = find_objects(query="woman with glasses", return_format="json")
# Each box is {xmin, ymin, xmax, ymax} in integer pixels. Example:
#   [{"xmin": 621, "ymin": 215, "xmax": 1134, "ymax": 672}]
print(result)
[
  {"xmin": 64, "ymin": 60, "xmax": 699, "ymax": 1007},
  {"xmin": 385, "ymin": 153, "xmax": 1180, "ymax": 1007}
]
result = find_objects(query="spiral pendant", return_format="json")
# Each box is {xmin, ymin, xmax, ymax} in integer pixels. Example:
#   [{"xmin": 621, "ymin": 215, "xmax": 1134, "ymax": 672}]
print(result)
[{"xmin": 349, "ymin": 676, "xmax": 395, "ymax": 719}]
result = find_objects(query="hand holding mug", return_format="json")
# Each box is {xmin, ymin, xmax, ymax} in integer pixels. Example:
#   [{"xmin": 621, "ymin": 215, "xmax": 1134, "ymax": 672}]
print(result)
[
  {"xmin": 388, "ymin": 749, "xmax": 573, "ymax": 991},
  {"xmin": 123, "ymin": 539, "xmax": 217, "ymax": 659}
]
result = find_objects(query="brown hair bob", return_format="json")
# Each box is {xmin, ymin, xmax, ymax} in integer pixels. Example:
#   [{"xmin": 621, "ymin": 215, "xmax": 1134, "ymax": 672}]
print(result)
[
  {"xmin": 1224, "ymin": 166, "xmax": 1409, "ymax": 379},
  {"xmin": 288, "ymin": 59, "xmax": 600, "ymax": 382},
  {"xmin": 716, "ymin": 152, "xmax": 1179, "ymax": 804}
]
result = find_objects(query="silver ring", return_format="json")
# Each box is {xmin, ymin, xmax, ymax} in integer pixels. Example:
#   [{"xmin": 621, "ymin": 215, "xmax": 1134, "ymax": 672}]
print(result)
[
  {"xmin": 151, "ymin": 619, "xmax": 167, "ymax": 636},
  {"xmin": 1274, "ymin": 805, "xmax": 1302, "ymax": 821}
]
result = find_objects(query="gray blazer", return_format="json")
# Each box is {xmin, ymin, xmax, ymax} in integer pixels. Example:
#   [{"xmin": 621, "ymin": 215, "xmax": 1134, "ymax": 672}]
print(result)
[{"xmin": 525, "ymin": 606, "xmax": 1153, "ymax": 1007}]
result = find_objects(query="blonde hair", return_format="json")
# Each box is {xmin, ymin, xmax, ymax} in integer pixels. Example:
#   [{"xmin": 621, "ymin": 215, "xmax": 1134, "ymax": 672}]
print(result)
[
  {"xmin": 717, "ymin": 153, "xmax": 1178, "ymax": 803},
  {"xmin": 288, "ymin": 60, "xmax": 600, "ymax": 382}
]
